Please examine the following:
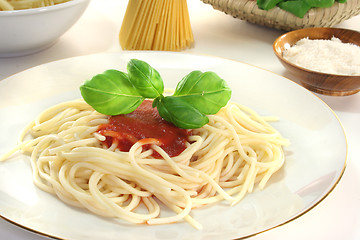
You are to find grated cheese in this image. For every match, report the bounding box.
[282,37,360,76]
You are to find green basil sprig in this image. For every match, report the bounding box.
[80,59,232,129]
[257,0,346,18]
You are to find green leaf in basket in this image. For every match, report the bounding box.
[257,0,283,10]
[278,1,312,18]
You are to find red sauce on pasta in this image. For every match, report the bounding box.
[97,100,191,158]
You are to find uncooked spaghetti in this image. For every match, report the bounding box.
[119,0,194,51]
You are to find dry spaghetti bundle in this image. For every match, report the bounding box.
[0,0,70,10]
[119,0,194,51]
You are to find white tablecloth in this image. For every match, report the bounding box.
[0,0,359,239]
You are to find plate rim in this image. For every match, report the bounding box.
[0,51,348,240]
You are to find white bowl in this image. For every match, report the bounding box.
[0,0,90,57]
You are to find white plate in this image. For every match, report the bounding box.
[0,52,347,240]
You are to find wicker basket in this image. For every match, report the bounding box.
[200,0,360,31]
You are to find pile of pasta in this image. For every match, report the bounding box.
[0,0,70,11]
[2,99,289,229]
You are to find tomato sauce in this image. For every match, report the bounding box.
[97,100,191,158]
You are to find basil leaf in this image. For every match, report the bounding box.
[80,69,145,115]
[127,59,164,98]
[257,0,283,10]
[173,71,232,115]
[154,96,209,129]
[305,0,334,8]
[278,1,311,18]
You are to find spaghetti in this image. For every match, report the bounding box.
[119,0,194,51]
[1,98,289,229]
[0,0,71,11]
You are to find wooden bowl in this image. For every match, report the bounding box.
[273,28,360,96]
